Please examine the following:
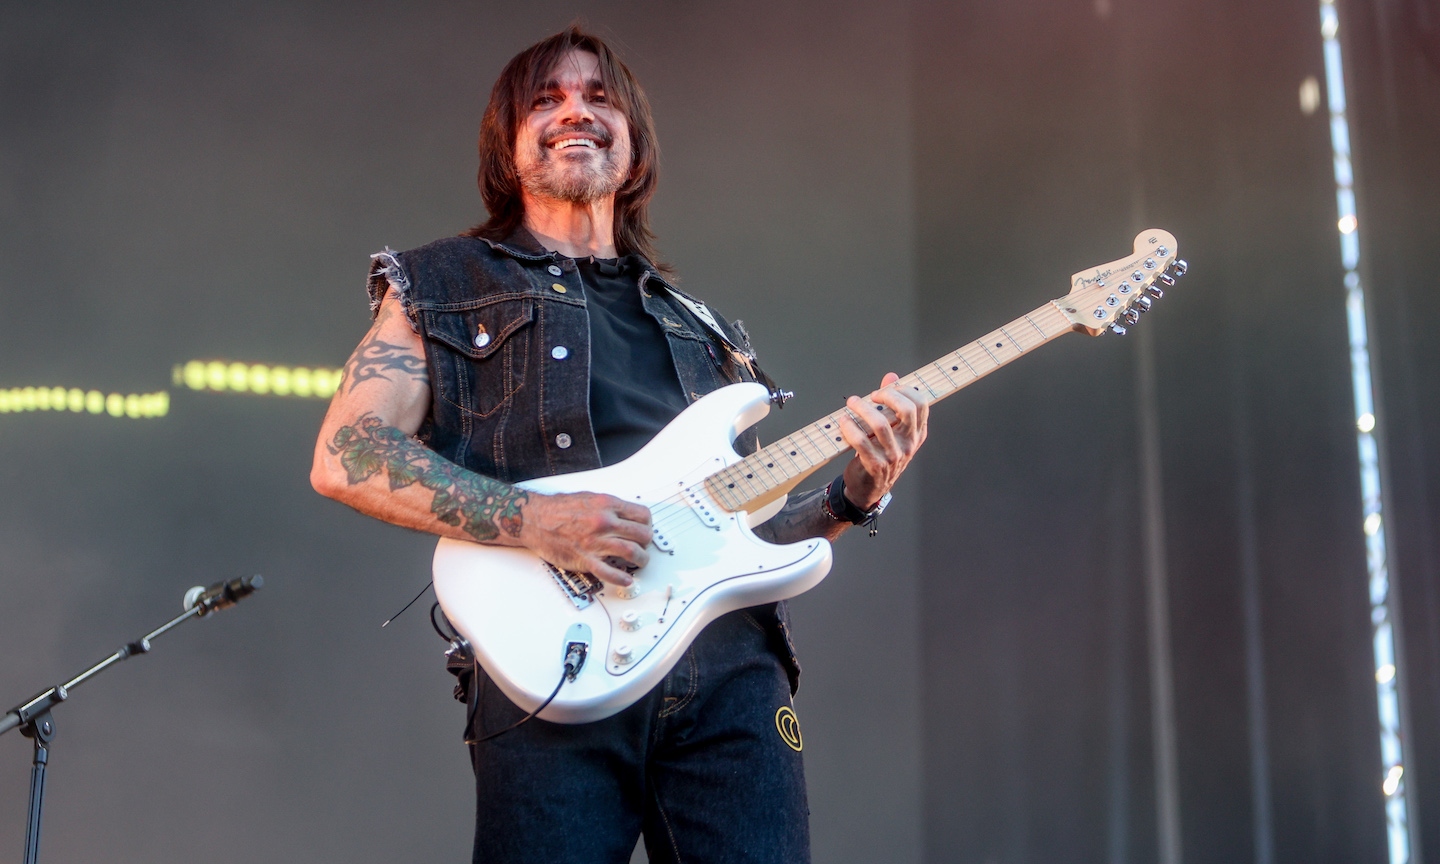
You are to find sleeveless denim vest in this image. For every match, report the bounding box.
[366,229,800,692]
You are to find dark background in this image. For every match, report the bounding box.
[0,1,1435,863]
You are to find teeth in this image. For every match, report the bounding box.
[552,138,598,150]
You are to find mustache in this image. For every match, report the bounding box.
[540,122,614,148]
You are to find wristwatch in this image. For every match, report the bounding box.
[824,475,892,536]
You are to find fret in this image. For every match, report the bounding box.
[702,300,1080,510]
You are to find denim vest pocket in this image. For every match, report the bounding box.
[422,298,535,419]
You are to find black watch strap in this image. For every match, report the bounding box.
[824,476,891,535]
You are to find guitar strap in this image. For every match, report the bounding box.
[658,285,791,406]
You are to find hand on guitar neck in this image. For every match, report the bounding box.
[835,372,930,511]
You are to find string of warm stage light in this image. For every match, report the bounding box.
[0,360,342,420]
[0,387,170,418]
[1317,2,1412,861]
[171,360,342,399]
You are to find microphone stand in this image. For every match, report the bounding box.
[0,576,262,864]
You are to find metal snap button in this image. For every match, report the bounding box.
[550,283,568,294]
[473,324,490,349]
[555,433,572,449]
[551,345,569,360]
[548,264,563,276]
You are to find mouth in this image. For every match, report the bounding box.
[546,133,607,152]
[544,137,601,152]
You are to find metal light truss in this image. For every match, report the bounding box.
[1318,1,1413,860]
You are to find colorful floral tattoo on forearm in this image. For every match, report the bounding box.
[327,414,526,542]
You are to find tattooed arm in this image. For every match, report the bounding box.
[310,291,652,586]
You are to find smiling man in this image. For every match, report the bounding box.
[311,26,927,864]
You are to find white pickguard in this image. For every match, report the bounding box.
[432,383,833,724]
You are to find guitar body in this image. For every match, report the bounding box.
[433,382,833,725]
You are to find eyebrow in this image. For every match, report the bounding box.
[536,77,606,94]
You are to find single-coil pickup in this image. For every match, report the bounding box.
[652,528,674,554]
[683,486,721,529]
[545,562,601,609]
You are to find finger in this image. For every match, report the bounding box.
[589,558,634,587]
[838,411,890,475]
[609,498,653,526]
[608,515,655,548]
[881,372,900,388]
[847,396,901,459]
[600,538,650,571]
[870,386,918,433]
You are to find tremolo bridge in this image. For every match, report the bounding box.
[545,562,601,609]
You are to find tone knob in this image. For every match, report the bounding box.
[613,582,641,600]
[619,611,642,631]
[612,644,635,665]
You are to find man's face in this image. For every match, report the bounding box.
[514,49,633,205]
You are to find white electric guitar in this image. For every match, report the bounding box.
[434,230,1186,723]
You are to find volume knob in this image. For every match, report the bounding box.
[613,582,641,600]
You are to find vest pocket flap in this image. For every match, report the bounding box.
[423,299,535,359]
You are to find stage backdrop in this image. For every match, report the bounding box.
[3,2,1437,864]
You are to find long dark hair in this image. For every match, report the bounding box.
[466,27,665,269]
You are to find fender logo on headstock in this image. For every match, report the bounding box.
[1057,229,1188,337]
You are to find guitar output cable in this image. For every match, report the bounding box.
[466,642,587,744]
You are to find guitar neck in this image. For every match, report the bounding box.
[704,300,1076,512]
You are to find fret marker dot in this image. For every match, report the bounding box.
[835,437,841,442]
[952,366,959,371]
[995,342,1003,348]
[746,474,753,479]
[727,483,735,488]
[767,463,773,468]
[824,424,831,429]
[790,451,797,456]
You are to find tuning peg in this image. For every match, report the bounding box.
[1145,284,1165,299]
[1172,259,1188,277]
[1107,323,1128,336]
[1134,295,1153,312]
[1121,308,1141,326]
[1158,272,1176,287]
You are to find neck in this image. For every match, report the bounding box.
[521,192,618,258]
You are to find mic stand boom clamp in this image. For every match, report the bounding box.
[0,575,262,864]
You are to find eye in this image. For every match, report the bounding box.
[532,93,559,108]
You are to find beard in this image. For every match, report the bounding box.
[516,123,631,204]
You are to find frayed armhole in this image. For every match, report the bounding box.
[367,248,419,332]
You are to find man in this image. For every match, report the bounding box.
[310,26,927,864]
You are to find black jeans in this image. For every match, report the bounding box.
[467,610,810,863]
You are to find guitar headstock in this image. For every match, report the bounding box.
[1056,229,1187,336]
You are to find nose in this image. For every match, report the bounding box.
[557,91,595,126]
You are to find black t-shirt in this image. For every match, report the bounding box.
[576,256,690,466]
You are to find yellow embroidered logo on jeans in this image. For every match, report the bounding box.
[775,706,803,752]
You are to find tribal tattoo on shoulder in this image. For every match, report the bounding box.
[341,305,429,393]
[327,414,526,542]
